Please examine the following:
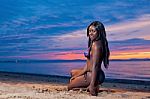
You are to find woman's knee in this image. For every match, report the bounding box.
[70,69,76,77]
[70,69,76,74]
[70,69,82,77]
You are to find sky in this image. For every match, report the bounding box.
[0,0,150,60]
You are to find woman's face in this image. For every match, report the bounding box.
[89,25,98,41]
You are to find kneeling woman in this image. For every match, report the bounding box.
[68,21,110,96]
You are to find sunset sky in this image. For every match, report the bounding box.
[0,0,150,60]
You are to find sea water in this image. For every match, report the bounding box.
[0,61,150,81]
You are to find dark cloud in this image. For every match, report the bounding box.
[109,38,150,51]
[0,0,149,59]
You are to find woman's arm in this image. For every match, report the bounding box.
[89,42,103,87]
[70,61,88,80]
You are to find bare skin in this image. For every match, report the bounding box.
[68,25,104,96]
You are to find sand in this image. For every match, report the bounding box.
[0,72,150,99]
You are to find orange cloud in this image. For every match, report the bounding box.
[54,52,85,60]
[51,49,150,60]
[110,51,150,59]
[56,48,150,60]
[19,48,150,60]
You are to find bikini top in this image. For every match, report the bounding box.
[84,46,91,59]
[84,36,101,59]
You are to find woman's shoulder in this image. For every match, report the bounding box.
[92,40,102,49]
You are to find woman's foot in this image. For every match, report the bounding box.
[67,85,73,91]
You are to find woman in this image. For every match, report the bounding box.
[68,21,110,96]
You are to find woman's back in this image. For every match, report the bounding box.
[86,40,103,72]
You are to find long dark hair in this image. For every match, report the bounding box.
[87,21,110,68]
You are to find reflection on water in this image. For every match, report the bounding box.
[105,61,150,81]
[0,61,150,81]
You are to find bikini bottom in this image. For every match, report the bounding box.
[84,70,105,84]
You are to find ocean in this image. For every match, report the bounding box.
[0,61,150,81]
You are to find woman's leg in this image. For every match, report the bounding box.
[68,72,91,90]
[68,70,105,94]
[70,68,83,77]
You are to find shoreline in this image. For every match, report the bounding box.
[0,71,149,85]
[0,71,150,99]
[0,71,150,92]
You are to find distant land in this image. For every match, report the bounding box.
[0,58,150,63]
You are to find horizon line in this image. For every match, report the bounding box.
[0,58,150,63]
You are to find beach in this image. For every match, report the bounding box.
[0,72,150,99]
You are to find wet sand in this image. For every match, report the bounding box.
[0,71,150,99]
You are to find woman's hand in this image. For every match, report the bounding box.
[87,85,99,96]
